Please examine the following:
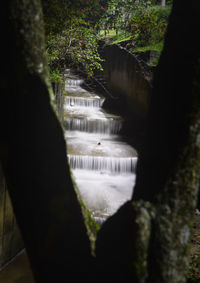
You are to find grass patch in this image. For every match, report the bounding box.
[131,41,164,66]
[132,41,164,53]
[99,29,117,38]
[100,29,132,45]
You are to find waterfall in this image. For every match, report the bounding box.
[68,155,137,173]
[64,70,137,222]
[65,118,122,134]
[66,79,83,86]
[65,96,105,108]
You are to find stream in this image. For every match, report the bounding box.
[64,69,138,224]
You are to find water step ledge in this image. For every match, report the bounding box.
[65,96,105,108]
[64,118,122,134]
[68,154,137,173]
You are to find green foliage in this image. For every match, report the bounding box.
[42,0,105,33]
[43,0,104,80]
[100,0,155,32]
[132,41,164,66]
[49,68,64,84]
[46,18,103,78]
[152,5,172,22]
[43,0,172,79]
[187,254,200,282]
[100,28,132,45]
[128,6,169,47]
[166,0,173,5]
[133,41,163,52]
[100,0,171,50]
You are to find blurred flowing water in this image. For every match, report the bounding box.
[64,70,137,223]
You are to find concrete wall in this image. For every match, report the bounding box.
[103,45,152,122]
[53,82,65,124]
[0,164,24,269]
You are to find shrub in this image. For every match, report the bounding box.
[128,6,170,47]
[46,18,103,79]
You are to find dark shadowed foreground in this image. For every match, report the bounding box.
[1,0,200,282]
[0,251,35,283]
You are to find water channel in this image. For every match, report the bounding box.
[64,70,138,224]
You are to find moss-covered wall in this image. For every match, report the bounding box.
[0,164,24,269]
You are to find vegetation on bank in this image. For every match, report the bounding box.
[42,0,106,83]
[42,0,172,85]
[131,41,164,66]
[99,1,172,66]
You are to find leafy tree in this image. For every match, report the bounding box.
[46,18,103,79]
[128,5,169,46]
[42,0,104,81]
[100,0,171,48]
[99,0,136,33]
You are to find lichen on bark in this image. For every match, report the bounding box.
[9,0,54,102]
[10,0,47,78]
[130,200,155,283]
[147,59,200,283]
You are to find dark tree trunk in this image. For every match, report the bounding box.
[96,0,200,282]
[161,0,166,6]
[1,0,93,282]
[1,0,200,283]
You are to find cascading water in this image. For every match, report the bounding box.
[66,96,105,108]
[65,117,122,134]
[64,70,137,223]
[68,155,137,173]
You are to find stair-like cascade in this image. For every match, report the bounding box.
[68,155,137,173]
[66,96,105,108]
[65,117,122,134]
[64,70,137,222]
[66,79,84,86]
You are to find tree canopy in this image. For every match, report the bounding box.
[42,0,172,82]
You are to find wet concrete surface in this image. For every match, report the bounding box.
[0,251,35,283]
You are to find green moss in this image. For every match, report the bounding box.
[187,254,200,282]
[69,170,100,256]
[64,90,69,96]
[132,41,164,66]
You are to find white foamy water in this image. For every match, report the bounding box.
[72,170,136,219]
[66,96,105,108]
[68,155,137,173]
[64,71,137,223]
[65,117,122,134]
[66,131,137,157]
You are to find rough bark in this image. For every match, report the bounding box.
[1,0,200,283]
[1,0,93,282]
[96,1,200,282]
[135,0,200,281]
